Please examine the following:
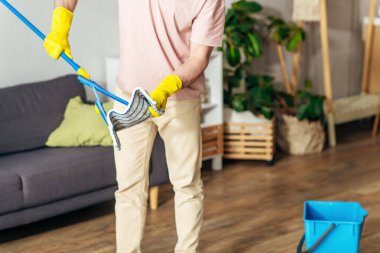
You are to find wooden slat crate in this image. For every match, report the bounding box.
[224,120,275,161]
[202,124,223,159]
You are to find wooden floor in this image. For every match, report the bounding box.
[1,121,380,253]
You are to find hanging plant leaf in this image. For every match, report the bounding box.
[233,0,262,13]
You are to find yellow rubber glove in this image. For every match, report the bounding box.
[95,104,100,115]
[149,75,183,117]
[44,7,73,60]
[44,7,90,79]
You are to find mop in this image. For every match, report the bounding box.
[0,0,163,150]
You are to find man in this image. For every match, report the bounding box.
[44,1,225,252]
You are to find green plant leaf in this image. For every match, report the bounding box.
[286,29,303,52]
[225,9,238,27]
[235,23,251,33]
[246,75,275,90]
[304,80,313,89]
[234,66,244,79]
[226,43,241,67]
[224,89,232,105]
[230,32,243,46]
[246,33,263,57]
[227,76,241,89]
[267,17,287,33]
[309,97,324,120]
[274,25,291,44]
[261,106,273,119]
[231,93,248,112]
[276,91,294,107]
[263,75,275,84]
[246,75,260,89]
[291,87,326,122]
[297,90,311,100]
[233,0,262,13]
[296,104,309,121]
[249,85,274,118]
[253,86,273,106]
[267,16,276,22]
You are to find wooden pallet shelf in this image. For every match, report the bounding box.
[202,124,223,159]
[224,120,275,161]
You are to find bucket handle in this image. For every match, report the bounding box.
[297,223,336,253]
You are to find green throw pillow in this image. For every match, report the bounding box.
[46,96,113,147]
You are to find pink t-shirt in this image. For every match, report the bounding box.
[117,0,226,100]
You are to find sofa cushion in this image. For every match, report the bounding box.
[0,75,86,155]
[0,170,24,215]
[46,96,113,147]
[0,147,116,208]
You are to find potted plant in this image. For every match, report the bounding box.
[265,16,326,155]
[223,0,274,122]
[267,16,306,95]
[222,0,275,163]
[275,81,326,155]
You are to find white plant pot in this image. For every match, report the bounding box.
[223,107,270,124]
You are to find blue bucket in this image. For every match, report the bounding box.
[297,201,368,253]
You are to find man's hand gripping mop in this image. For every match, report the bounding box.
[0,0,164,150]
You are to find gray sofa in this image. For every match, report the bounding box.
[0,75,169,230]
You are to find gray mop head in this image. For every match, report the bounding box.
[106,88,163,151]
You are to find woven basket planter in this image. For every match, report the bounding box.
[277,113,325,155]
[224,119,275,162]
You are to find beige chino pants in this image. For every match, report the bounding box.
[113,87,204,253]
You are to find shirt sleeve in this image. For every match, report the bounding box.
[190,0,226,47]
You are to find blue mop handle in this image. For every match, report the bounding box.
[0,0,81,72]
[78,76,130,106]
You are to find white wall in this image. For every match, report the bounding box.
[0,0,119,88]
